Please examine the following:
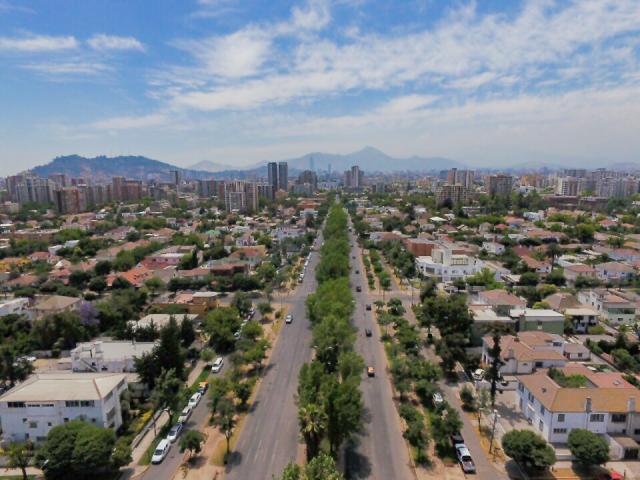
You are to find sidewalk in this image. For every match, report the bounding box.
[2,466,43,477]
[122,361,207,479]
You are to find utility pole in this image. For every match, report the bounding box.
[489,409,500,456]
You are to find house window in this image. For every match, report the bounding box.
[538,420,544,431]
[65,401,80,408]
[63,418,69,422]
[48,422,52,427]
[528,393,534,402]
[553,428,567,434]
[590,413,605,422]
[540,405,546,415]
[612,414,627,423]
[29,421,37,428]
[7,402,26,408]
[79,400,95,407]
[557,414,565,422]
[518,383,524,392]
[634,429,640,435]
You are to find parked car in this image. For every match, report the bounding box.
[151,439,171,464]
[356,286,362,292]
[285,314,293,324]
[472,368,485,381]
[188,392,201,408]
[355,270,360,274]
[166,423,183,443]
[367,366,375,377]
[432,392,444,406]
[198,381,209,394]
[366,304,372,311]
[456,444,476,474]
[212,357,224,373]
[365,328,372,337]
[450,432,464,447]
[178,405,193,424]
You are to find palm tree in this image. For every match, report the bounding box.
[298,403,327,461]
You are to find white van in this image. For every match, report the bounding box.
[151,439,170,464]
[212,357,224,373]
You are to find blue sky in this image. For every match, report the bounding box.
[0,0,639,175]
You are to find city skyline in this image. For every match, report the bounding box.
[1,0,639,175]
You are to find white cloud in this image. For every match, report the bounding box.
[88,34,145,52]
[0,34,77,52]
[89,113,169,130]
[163,0,640,113]
[21,61,110,75]
[175,27,271,79]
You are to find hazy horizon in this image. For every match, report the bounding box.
[1,0,640,176]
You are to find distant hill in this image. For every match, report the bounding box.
[280,146,464,173]
[29,148,465,182]
[31,155,216,182]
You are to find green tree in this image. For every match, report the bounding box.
[38,421,122,480]
[157,317,187,379]
[151,368,182,418]
[568,429,609,467]
[209,376,231,415]
[6,441,33,480]
[204,307,242,353]
[234,381,252,408]
[502,429,556,473]
[431,406,463,446]
[94,260,112,276]
[274,453,343,480]
[180,430,205,460]
[298,403,327,461]
[213,398,236,462]
[180,317,196,348]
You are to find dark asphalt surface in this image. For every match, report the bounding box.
[224,235,322,480]
[346,227,416,480]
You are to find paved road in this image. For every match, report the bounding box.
[139,361,229,480]
[346,227,416,480]
[225,236,322,480]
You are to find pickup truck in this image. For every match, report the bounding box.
[456,444,476,474]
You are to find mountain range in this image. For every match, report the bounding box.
[29,148,466,182]
[29,148,636,181]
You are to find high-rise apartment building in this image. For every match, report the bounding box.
[344,165,364,190]
[446,168,474,188]
[435,184,468,206]
[278,162,289,192]
[267,162,278,192]
[223,181,259,213]
[487,174,513,197]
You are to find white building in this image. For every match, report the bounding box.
[0,372,128,442]
[71,341,156,373]
[578,289,637,325]
[415,242,484,282]
[516,367,640,459]
[0,297,29,317]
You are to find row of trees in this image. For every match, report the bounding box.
[277,203,362,477]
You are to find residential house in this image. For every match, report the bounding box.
[509,308,565,335]
[476,289,526,316]
[482,241,505,255]
[415,242,484,282]
[0,372,128,442]
[516,367,640,459]
[31,295,81,319]
[0,297,29,317]
[595,262,636,283]
[481,332,568,375]
[71,341,156,373]
[564,264,597,287]
[578,289,637,325]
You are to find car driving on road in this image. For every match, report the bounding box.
[367,366,375,377]
[285,314,293,324]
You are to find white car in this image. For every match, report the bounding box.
[472,369,485,381]
[285,314,293,324]
[177,405,192,424]
[188,392,201,408]
[212,357,224,373]
[151,439,171,464]
[432,392,444,405]
[166,423,183,443]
